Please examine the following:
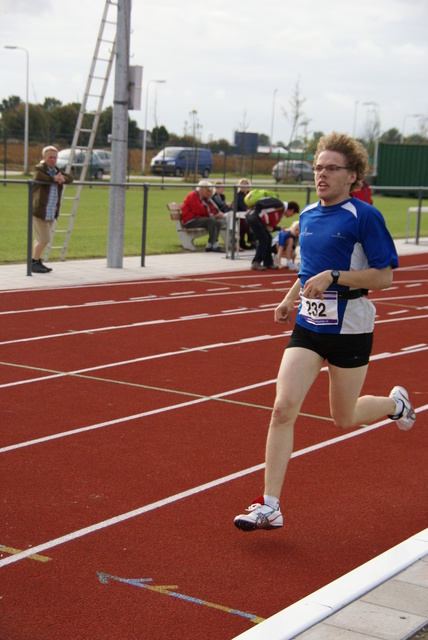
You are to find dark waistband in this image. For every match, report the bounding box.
[338,288,369,300]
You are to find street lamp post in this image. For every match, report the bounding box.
[352,100,358,137]
[5,45,29,174]
[142,79,166,174]
[363,101,380,176]
[402,113,422,142]
[270,89,278,151]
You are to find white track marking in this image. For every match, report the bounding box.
[1,405,426,570]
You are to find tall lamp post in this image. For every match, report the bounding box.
[5,45,29,174]
[363,101,380,176]
[142,79,166,174]
[402,113,422,142]
[270,88,278,151]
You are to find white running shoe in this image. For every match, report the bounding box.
[286,260,299,271]
[388,386,416,431]
[234,497,283,532]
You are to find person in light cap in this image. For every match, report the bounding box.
[181,179,225,252]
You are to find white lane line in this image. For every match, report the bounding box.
[4,409,428,570]
[0,334,289,389]
[0,379,276,454]
[1,308,427,347]
[1,338,425,392]
[1,290,426,317]
[0,308,268,346]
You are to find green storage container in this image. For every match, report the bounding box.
[377,143,428,196]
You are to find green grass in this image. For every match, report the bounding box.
[0,177,426,264]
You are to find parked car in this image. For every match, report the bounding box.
[93,149,111,172]
[150,147,212,177]
[56,149,105,180]
[272,160,314,183]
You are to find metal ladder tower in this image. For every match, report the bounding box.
[45,0,117,261]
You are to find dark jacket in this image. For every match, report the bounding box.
[32,161,73,220]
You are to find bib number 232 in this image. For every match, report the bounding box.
[300,292,338,325]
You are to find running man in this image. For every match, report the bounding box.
[234,132,416,532]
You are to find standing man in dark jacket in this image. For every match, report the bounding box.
[32,145,73,273]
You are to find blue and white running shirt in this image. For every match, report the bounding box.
[296,197,399,335]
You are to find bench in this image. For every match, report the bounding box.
[167,202,229,251]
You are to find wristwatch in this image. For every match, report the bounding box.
[331,269,340,285]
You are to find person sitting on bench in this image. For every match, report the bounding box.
[181,180,225,253]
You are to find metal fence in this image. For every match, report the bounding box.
[1,178,427,278]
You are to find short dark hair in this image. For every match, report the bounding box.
[287,200,300,213]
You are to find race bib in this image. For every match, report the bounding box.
[300,291,338,325]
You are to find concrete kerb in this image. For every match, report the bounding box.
[0,238,427,293]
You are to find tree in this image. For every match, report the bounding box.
[258,133,270,146]
[151,125,169,149]
[282,80,307,149]
[43,97,62,111]
[306,131,324,155]
[0,95,21,113]
[380,128,401,144]
[97,106,113,146]
[50,103,80,144]
[208,138,231,154]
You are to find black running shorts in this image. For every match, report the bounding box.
[286,323,373,368]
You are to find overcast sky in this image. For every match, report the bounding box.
[1,0,427,146]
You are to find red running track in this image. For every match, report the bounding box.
[0,255,427,640]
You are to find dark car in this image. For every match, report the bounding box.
[272,160,314,183]
[56,149,105,180]
[150,147,212,177]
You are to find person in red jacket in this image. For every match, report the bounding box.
[181,180,225,252]
[351,180,373,204]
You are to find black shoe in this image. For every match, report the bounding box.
[32,259,51,273]
[40,260,52,272]
[251,262,267,271]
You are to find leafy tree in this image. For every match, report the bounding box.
[405,133,427,144]
[0,95,21,113]
[380,128,401,144]
[0,102,24,137]
[50,104,80,144]
[258,133,270,146]
[306,131,324,155]
[97,106,113,146]
[208,138,231,154]
[43,97,62,111]
[151,125,169,149]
